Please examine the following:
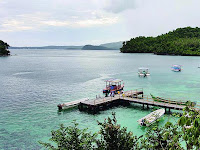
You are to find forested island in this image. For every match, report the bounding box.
[120,27,200,56]
[0,40,10,56]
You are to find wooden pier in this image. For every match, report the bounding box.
[58,89,199,113]
[57,98,89,110]
[78,95,186,113]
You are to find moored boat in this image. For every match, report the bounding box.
[171,65,181,72]
[138,68,150,77]
[150,94,196,107]
[137,109,165,126]
[103,79,124,97]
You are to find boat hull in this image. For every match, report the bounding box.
[137,109,165,126]
[171,69,181,72]
[138,73,150,76]
[150,94,196,106]
[103,87,124,94]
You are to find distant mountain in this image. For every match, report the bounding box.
[100,41,123,50]
[81,45,114,50]
[9,41,124,50]
[10,46,83,49]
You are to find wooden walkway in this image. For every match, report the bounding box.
[58,89,143,110]
[58,89,199,113]
[57,98,89,110]
[79,95,186,113]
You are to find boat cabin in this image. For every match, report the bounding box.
[103,79,124,96]
[138,68,150,76]
[171,65,181,72]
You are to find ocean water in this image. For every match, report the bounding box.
[1,49,200,149]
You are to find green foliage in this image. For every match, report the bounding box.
[141,123,183,150]
[39,122,97,150]
[120,27,200,56]
[178,106,200,149]
[0,40,10,56]
[96,112,142,150]
[41,105,200,150]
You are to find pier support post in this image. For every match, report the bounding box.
[147,104,149,109]
[78,103,83,111]
[143,104,144,109]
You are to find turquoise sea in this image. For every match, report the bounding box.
[1,49,200,149]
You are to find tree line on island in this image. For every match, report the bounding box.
[0,40,10,56]
[40,103,200,150]
[121,27,200,56]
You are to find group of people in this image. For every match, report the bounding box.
[109,90,124,97]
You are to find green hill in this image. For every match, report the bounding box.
[100,41,123,50]
[120,27,200,56]
[82,45,114,50]
[0,40,10,56]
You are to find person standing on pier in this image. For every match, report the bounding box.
[112,91,115,97]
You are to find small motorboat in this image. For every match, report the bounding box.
[137,109,165,126]
[138,68,150,77]
[171,65,181,72]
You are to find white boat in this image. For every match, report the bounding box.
[171,65,181,72]
[137,109,165,126]
[138,68,150,77]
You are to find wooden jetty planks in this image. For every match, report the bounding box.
[81,95,186,110]
[81,90,144,106]
[122,97,185,110]
[59,89,198,112]
[58,98,89,110]
[81,96,119,106]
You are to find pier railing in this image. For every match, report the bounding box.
[124,94,200,109]
[84,90,200,110]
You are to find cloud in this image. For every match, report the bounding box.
[36,16,118,28]
[0,0,121,32]
[0,12,119,32]
[2,0,200,46]
[41,21,70,27]
[0,20,33,32]
[0,12,49,32]
[104,0,136,13]
[76,17,118,27]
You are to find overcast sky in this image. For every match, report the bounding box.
[1,0,200,46]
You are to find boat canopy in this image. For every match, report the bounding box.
[172,65,181,69]
[138,68,149,73]
[138,67,149,70]
[172,65,181,67]
[105,79,123,83]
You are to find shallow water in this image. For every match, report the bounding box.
[0,49,200,149]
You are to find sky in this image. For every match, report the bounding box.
[1,0,200,46]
